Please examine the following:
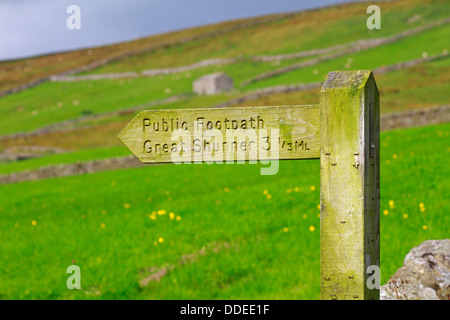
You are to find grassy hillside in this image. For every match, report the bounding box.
[0,146,128,175]
[0,3,448,140]
[83,0,449,73]
[0,58,448,160]
[0,122,448,299]
[0,12,290,94]
[1,0,446,95]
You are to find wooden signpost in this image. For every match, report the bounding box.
[118,70,380,300]
[117,105,320,163]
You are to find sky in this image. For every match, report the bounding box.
[0,0,366,61]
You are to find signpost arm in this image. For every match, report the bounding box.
[319,70,380,300]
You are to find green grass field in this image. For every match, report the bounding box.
[0,123,448,299]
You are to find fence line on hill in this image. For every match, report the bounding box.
[0,94,190,142]
[50,58,236,82]
[240,17,450,86]
[251,17,450,62]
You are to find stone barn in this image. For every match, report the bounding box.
[193,72,233,95]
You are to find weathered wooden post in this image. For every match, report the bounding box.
[118,70,381,300]
[319,70,380,300]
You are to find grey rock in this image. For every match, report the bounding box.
[381,239,450,300]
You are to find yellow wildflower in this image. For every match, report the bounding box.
[158,237,164,243]
[124,203,131,209]
[383,210,389,216]
[157,210,166,215]
[388,200,395,209]
[309,226,315,232]
[169,212,175,220]
[31,220,37,226]
[283,227,289,232]
[310,186,316,191]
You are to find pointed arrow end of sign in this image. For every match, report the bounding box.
[117,127,126,145]
[117,111,143,144]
